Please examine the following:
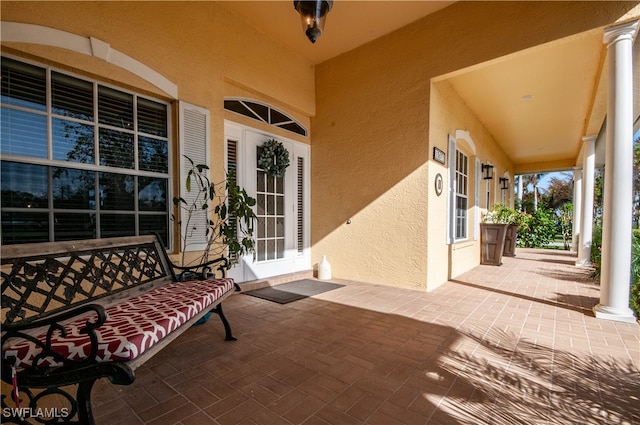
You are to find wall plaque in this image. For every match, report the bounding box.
[433,147,446,164]
[435,173,444,196]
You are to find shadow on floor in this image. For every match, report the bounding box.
[450,279,592,315]
[440,328,640,425]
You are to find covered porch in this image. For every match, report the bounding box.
[93,248,639,424]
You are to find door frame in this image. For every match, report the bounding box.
[224,121,310,282]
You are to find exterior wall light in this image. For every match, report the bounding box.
[499,177,509,190]
[293,0,333,43]
[482,163,494,180]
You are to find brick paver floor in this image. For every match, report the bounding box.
[93,248,639,424]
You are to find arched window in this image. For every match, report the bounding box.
[224,98,307,137]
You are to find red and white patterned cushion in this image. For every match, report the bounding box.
[3,278,234,369]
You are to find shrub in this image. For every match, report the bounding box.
[483,203,520,224]
[516,208,555,248]
[590,225,603,279]
[631,230,640,317]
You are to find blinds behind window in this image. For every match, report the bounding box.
[179,101,210,252]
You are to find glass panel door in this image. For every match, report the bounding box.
[256,158,286,262]
[224,122,310,282]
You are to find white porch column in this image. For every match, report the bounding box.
[576,136,596,266]
[594,20,638,323]
[516,175,523,210]
[572,168,582,253]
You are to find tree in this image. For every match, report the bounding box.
[558,202,573,250]
[521,173,546,212]
[545,173,573,210]
[172,156,256,269]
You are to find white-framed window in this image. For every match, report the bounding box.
[1,56,172,245]
[455,150,469,240]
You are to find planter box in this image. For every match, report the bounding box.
[480,223,507,266]
[503,224,518,257]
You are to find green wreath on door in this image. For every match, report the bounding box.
[258,139,290,178]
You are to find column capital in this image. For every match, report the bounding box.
[603,20,638,45]
[581,134,597,144]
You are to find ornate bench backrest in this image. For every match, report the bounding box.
[1,235,175,326]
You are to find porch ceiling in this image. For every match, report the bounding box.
[221,1,622,175]
[446,29,607,174]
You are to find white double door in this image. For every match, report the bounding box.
[225,122,310,282]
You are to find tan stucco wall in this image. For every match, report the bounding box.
[428,80,514,290]
[312,1,638,291]
[1,1,314,256]
[1,1,315,175]
[2,1,638,289]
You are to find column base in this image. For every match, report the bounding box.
[593,304,637,323]
[575,259,593,267]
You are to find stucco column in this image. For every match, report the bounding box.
[594,20,638,323]
[576,136,595,266]
[572,168,582,253]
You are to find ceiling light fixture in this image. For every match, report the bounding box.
[293,0,333,43]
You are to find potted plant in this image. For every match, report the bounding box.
[172,155,257,279]
[481,204,519,265]
[494,204,520,257]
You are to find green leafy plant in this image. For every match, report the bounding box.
[516,207,555,248]
[172,155,256,269]
[630,229,640,318]
[482,203,520,225]
[589,225,603,280]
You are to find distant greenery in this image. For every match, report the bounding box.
[557,202,573,250]
[630,229,640,318]
[516,207,556,248]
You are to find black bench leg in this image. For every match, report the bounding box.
[77,379,97,425]
[211,304,237,341]
[1,380,99,424]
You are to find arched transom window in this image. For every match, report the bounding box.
[224,98,307,137]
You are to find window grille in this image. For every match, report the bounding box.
[224,98,307,137]
[1,56,171,245]
[455,150,469,240]
[255,145,286,261]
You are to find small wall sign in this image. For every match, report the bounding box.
[435,173,444,196]
[433,147,446,164]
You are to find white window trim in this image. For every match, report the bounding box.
[455,150,469,241]
[1,21,178,99]
[447,135,456,244]
[448,133,476,243]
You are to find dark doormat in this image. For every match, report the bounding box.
[243,279,344,304]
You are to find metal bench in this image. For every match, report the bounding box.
[1,234,239,424]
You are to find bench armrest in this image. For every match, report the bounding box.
[169,256,229,280]
[2,303,107,371]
